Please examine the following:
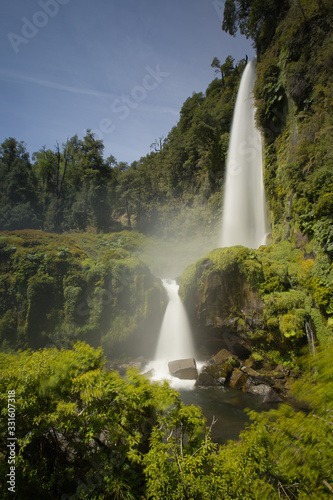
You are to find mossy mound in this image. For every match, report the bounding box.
[180,242,332,364]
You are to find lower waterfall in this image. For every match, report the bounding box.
[143,279,198,390]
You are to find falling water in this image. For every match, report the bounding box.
[155,279,195,361]
[143,279,197,389]
[221,58,268,249]
[305,319,316,356]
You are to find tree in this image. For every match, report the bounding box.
[32,131,116,232]
[150,136,165,153]
[211,56,236,85]
[0,138,39,230]
[0,343,191,499]
[222,0,290,56]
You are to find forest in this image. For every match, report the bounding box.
[0,0,333,498]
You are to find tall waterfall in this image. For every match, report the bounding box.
[221,58,268,249]
[143,279,197,389]
[155,279,195,361]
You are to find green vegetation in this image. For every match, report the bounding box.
[252,0,333,257]
[1,342,332,499]
[180,241,332,364]
[0,230,165,357]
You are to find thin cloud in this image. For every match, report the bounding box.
[0,69,117,100]
[139,103,180,117]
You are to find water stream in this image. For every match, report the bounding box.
[305,319,317,356]
[144,279,198,390]
[221,58,268,249]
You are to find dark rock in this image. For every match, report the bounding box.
[209,348,238,365]
[245,383,271,397]
[206,363,233,379]
[242,366,261,378]
[195,358,235,387]
[168,358,198,380]
[241,366,274,387]
[180,249,265,355]
[263,388,283,404]
[244,356,262,370]
[205,333,251,359]
[229,369,248,390]
[195,372,222,387]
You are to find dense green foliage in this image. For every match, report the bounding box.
[252,0,333,257]
[0,134,116,233]
[222,0,290,57]
[1,342,332,499]
[0,230,164,357]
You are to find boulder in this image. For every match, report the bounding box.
[168,358,198,380]
[263,388,283,404]
[195,362,232,387]
[209,349,239,366]
[242,366,273,386]
[245,383,271,397]
[206,363,233,379]
[244,356,261,370]
[195,372,222,387]
[229,368,248,390]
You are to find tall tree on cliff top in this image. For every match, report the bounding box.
[222,0,290,56]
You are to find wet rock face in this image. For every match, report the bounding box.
[199,269,264,329]
[198,269,263,331]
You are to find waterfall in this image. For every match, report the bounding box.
[155,279,195,361]
[143,279,197,389]
[221,58,268,249]
[305,318,316,356]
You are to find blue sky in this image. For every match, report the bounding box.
[1,0,255,164]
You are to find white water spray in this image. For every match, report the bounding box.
[144,279,198,390]
[221,58,268,249]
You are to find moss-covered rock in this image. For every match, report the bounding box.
[229,368,248,390]
[180,246,264,357]
[179,241,332,363]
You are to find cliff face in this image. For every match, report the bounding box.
[193,263,264,357]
